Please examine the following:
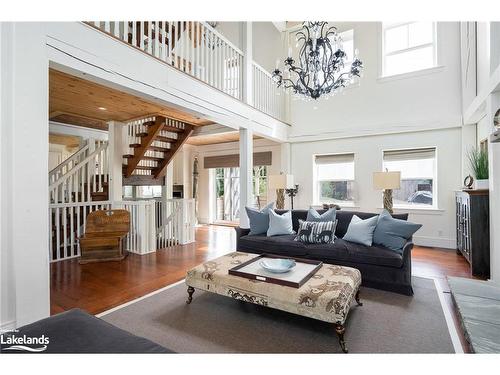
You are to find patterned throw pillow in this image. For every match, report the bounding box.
[295,220,337,244]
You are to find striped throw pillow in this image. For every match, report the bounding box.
[295,220,337,244]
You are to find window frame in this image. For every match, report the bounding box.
[313,152,356,206]
[381,22,438,78]
[382,147,438,210]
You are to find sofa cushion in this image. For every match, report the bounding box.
[304,238,404,268]
[275,209,327,233]
[306,207,337,222]
[373,210,422,251]
[238,234,307,257]
[295,219,337,244]
[246,202,275,235]
[342,215,378,246]
[267,210,294,236]
[335,211,409,238]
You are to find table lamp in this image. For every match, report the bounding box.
[373,171,401,214]
[268,174,294,209]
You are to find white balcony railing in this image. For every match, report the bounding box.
[252,62,286,120]
[86,21,286,121]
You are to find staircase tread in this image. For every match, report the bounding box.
[148,145,171,152]
[123,154,134,159]
[141,156,163,161]
[129,143,141,148]
[155,135,177,142]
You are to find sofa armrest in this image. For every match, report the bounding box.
[401,238,414,263]
[234,227,250,250]
[235,227,250,239]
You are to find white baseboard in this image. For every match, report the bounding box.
[0,319,16,332]
[413,235,456,249]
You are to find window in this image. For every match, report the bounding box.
[382,22,436,77]
[136,186,162,199]
[383,148,437,208]
[314,154,355,205]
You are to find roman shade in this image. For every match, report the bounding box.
[315,153,355,165]
[204,152,272,169]
[383,148,436,162]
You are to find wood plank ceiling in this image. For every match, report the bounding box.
[49,69,214,130]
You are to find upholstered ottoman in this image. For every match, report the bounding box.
[185,252,362,353]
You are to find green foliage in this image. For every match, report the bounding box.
[467,147,489,180]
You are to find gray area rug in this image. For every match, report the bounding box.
[102,276,454,353]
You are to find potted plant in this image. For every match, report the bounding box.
[467,147,489,189]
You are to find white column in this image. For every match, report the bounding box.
[280,142,291,174]
[1,23,50,327]
[488,92,500,281]
[242,22,253,106]
[164,163,174,199]
[239,128,253,228]
[108,121,125,202]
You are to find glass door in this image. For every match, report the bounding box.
[215,167,240,223]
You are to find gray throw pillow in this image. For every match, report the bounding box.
[373,210,422,251]
[306,207,337,222]
[343,215,378,247]
[295,220,337,244]
[245,202,275,235]
[267,210,294,237]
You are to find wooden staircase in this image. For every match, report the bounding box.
[123,116,193,179]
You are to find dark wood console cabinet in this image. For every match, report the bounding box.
[455,190,490,277]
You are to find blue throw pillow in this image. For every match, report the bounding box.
[343,215,378,247]
[373,210,422,251]
[245,202,275,235]
[306,207,337,222]
[267,210,294,237]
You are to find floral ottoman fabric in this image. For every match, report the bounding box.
[185,252,361,325]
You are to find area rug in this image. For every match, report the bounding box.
[101,276,455,353]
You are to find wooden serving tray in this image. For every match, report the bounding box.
[228,254,323,288]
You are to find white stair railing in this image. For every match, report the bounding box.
[252,61,286,120]
[49,198,196,262]
[87,21,244,100]
[155,198,196,248]
[49,141,109,204]
[49,139,90,186]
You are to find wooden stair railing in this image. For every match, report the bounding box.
[123,116,194,179]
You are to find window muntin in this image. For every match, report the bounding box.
[382,22,436,77]
[383,148,437,208]
[315,153,355,204]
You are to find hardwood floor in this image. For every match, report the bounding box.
[51,225,474,316]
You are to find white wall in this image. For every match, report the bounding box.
[252,22,283,72]
[193,139,283,224]
[289,22,462,142]
[291,128,462,248]
[1,23,50,328]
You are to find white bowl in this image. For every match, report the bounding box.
[260,258,296,273]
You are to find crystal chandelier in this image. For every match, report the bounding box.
[272,21,364,100]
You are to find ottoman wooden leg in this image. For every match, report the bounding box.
[186,286,195,304]
[355,290,363,306]
[334,324,348,353]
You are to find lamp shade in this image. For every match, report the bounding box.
[268,174,294,189]
[373,171,401,190]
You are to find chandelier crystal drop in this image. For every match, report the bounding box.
[272,21,364,100]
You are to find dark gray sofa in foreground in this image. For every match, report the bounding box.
[0,309,171,353]
[235,209,414,295]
